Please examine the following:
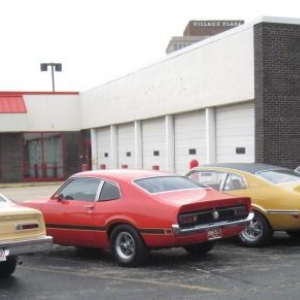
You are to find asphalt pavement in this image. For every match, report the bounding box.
[1,183,300,299]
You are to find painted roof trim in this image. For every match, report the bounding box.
[0,91,79,96]
[0,96,27,113]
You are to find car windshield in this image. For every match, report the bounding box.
[256,169,300,185]
[0,194,7,202]
[134,176,204,194]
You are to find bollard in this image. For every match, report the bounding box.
[82,164,89,171]
[189,159,199,169]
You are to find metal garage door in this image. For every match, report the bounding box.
[142,118,166,171]
[96,126,111,169]
[117,123,135,169]
[216,102,254,162]
[174,111,206,174]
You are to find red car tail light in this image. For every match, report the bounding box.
[15,223,39,231]
[179,214,197,225]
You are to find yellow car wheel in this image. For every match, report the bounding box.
[0,256,17,277]
[238,211,273,247]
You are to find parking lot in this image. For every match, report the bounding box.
[1,184,300,300]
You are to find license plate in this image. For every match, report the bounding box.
[0,249,7,262]
[207,228,222,240]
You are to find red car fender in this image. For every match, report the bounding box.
[104,214,140,236]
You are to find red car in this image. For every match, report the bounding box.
[22,170,253,267]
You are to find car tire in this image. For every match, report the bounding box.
[286,230,300,239]
[238,211,273,247]
[0,256,17,277]
[184,241,215,256]
[110,224,149,267]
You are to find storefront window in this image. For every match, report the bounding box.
[23,133,64,180]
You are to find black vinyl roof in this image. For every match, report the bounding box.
[201,163,289,175]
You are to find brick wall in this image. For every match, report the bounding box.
[254,22,300,168]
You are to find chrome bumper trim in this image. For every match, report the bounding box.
[265,210,299,215]
[0,235,53,256]
[172,212,254,235]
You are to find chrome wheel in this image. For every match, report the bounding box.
[115,231,136,262]
[240,216,263,242]
[110,224,149,267]
[238,211,273,247]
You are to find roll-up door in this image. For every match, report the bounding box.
[174,111,206,174]
[142,118,166,171]
[117,123,135,168]
[216,102,254,162]
[96,127,111,169]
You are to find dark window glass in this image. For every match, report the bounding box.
[58,177,101,201]
[188,171,226,190]
[99,182,121,201]
[257,169,300,185]
[189,149,197,155]
[135,176,204,194]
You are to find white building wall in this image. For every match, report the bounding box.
[0,94,80,132]
[80,25,254,129]
[24,94,80,131]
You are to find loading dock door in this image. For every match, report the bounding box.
[96,127,111,169]
[216,102,254,162]
[117,123,135,168]
[142,118,166,171]
[174,111,206,174]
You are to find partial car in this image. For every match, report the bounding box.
[0,192,52,277]
[186,163,300,247]
[21,169,253,267]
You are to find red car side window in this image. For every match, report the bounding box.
[99,182,121,201]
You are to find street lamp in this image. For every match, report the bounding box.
[40,63,62,92]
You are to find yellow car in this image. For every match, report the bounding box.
[186,163,300,247]
[0,192,52,277]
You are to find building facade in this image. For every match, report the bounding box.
[0,92,90,182]
[1,16,300,182]
[80,17,300,174]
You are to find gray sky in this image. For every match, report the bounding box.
[1,0,299,92]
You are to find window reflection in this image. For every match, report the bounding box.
[23,133,63,179]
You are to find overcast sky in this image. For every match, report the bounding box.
[1,0,299,92]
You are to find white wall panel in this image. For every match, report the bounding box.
[142,118,166,171]
[96,127,111,169]
[174,111,206,174]
[117,123,135,168]
[216,102,254,162]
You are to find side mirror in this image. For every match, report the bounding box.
[52,194,63,202]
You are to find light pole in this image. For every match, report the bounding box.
[40,63,62,92]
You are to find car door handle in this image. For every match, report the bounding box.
[84,205,94,210]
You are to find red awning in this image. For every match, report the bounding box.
[0,96,27,113]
